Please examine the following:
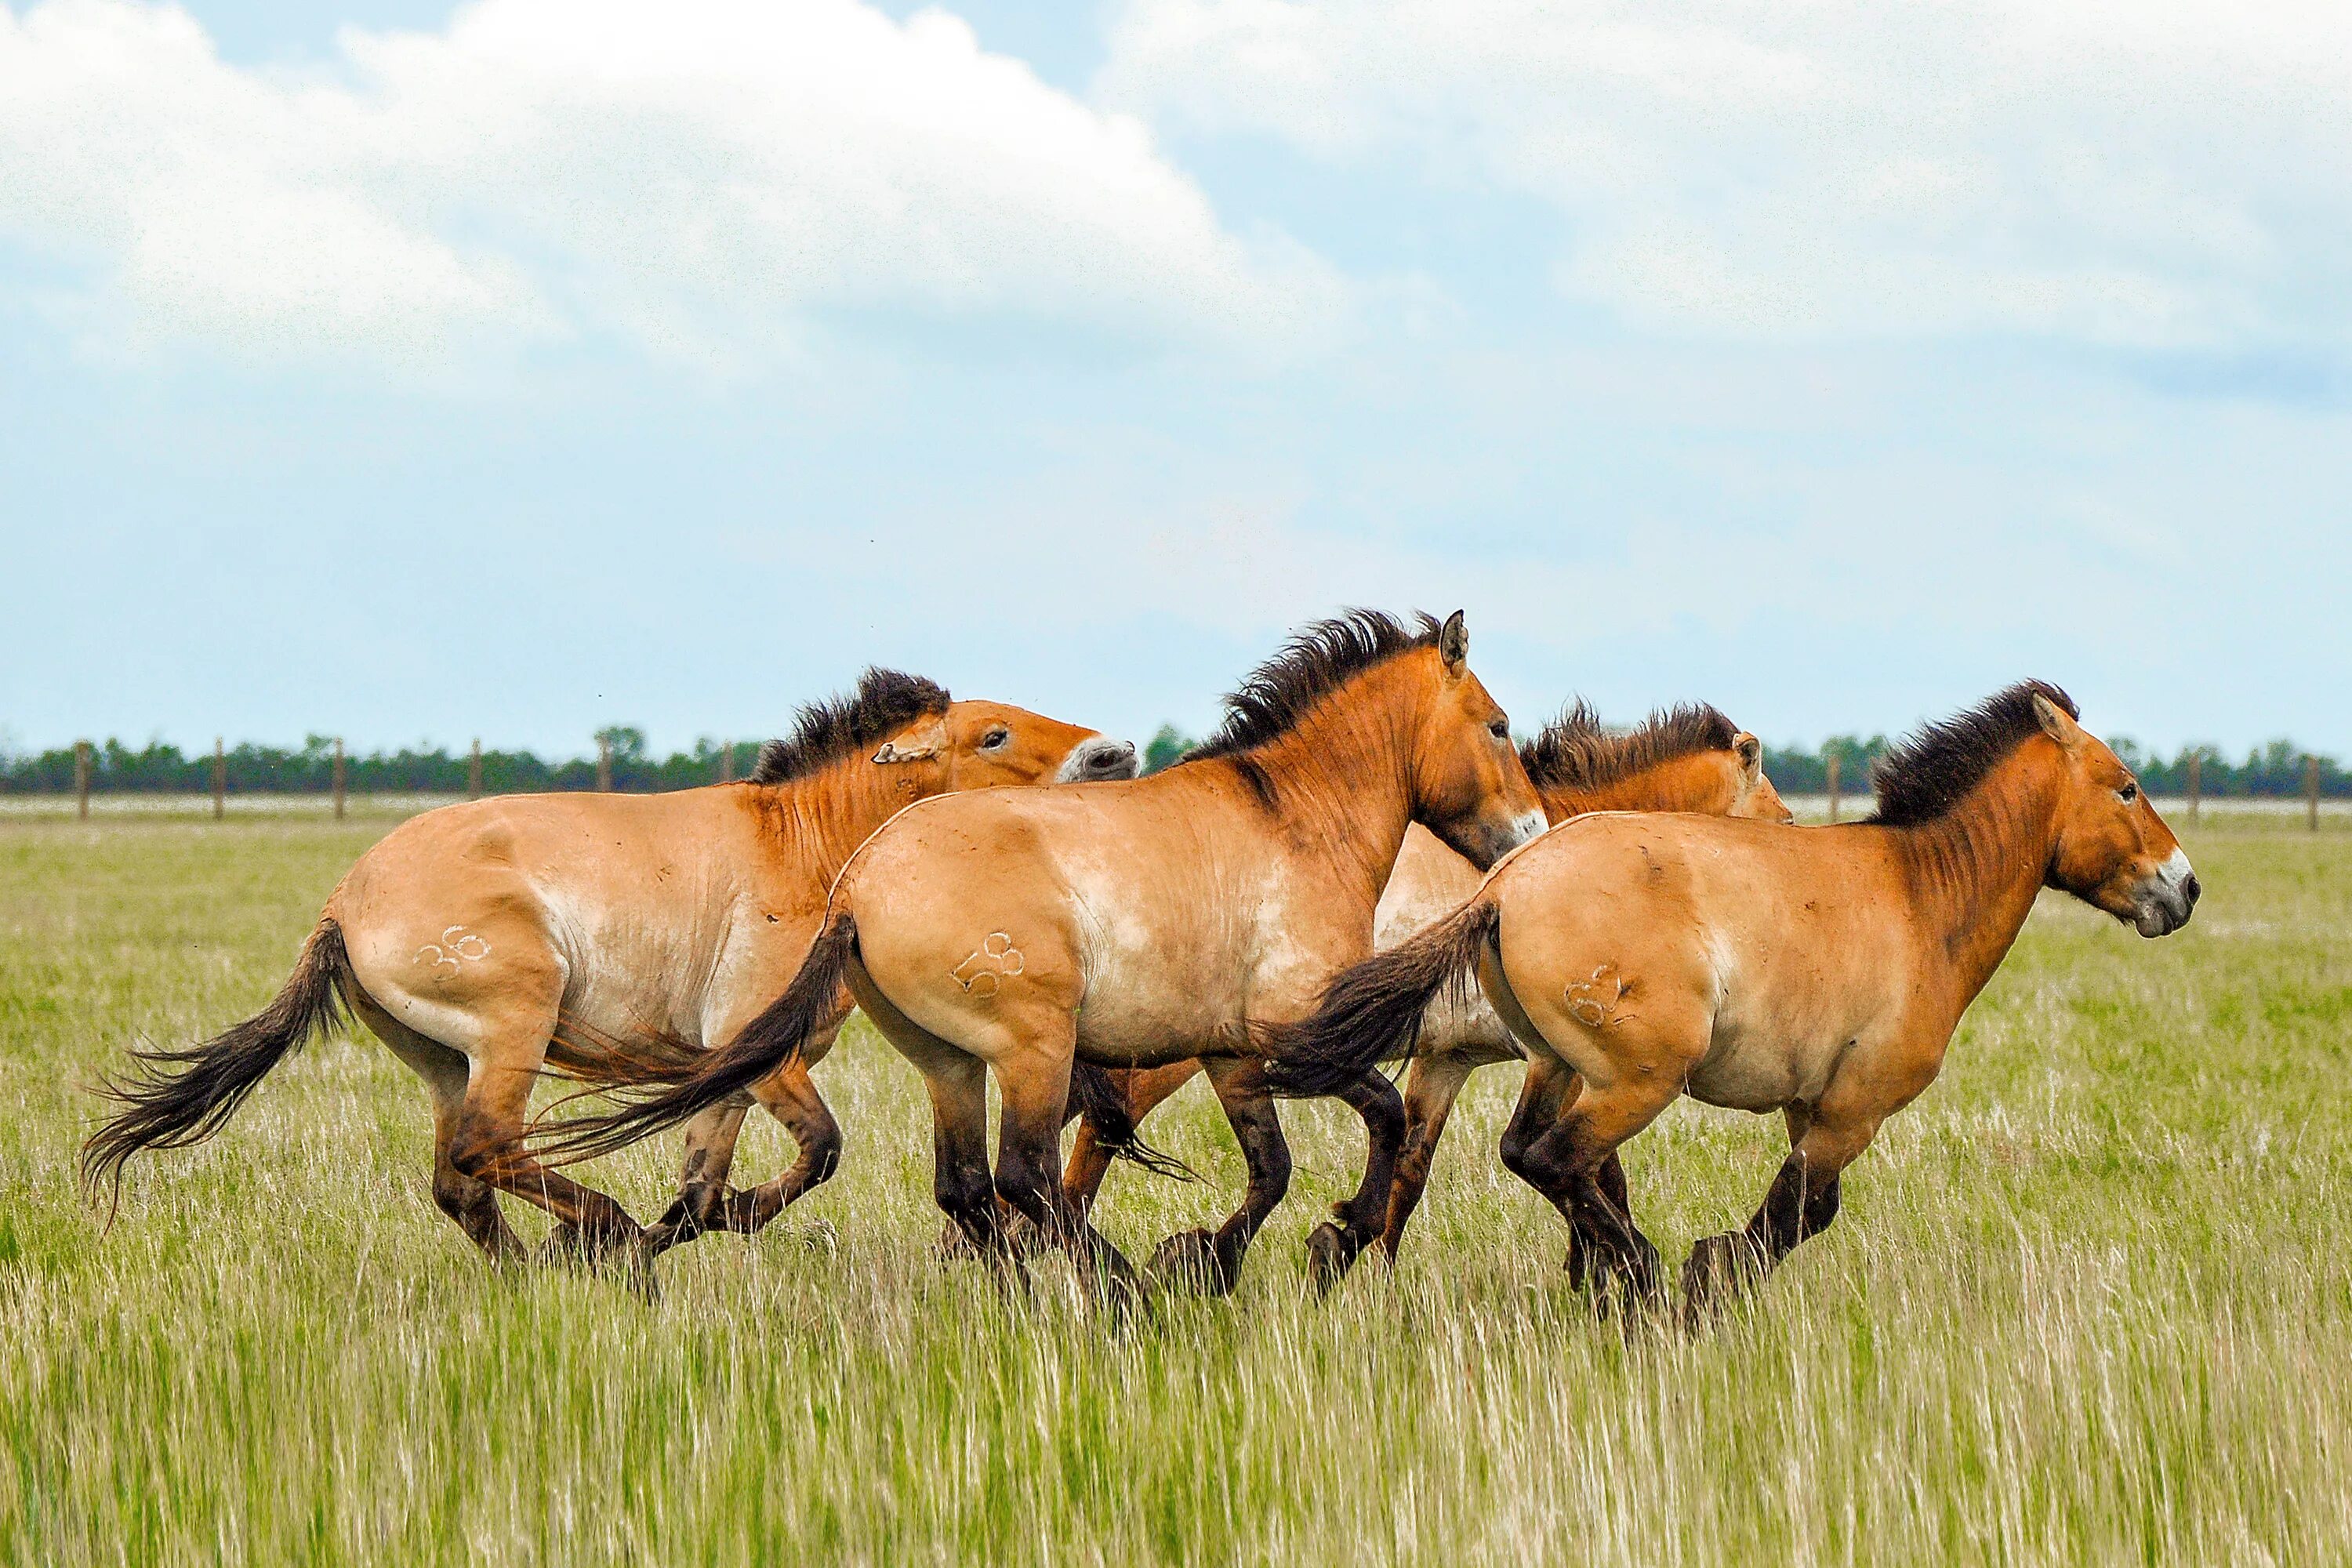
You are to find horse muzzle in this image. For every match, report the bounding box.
[2129,848,2199,937]
[1058,735,1140,783]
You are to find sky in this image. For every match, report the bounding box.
[2,0,2347,763]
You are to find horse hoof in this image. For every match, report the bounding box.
[1305,1221,1363,1296]
[1146,1229,1229,1295]
[935,1222,978,1260]
[1679,1233,1754,1330]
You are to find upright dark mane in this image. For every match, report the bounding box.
[1184,610,1443,763]
[750,668,951,785]
[1518,699,1739,793]
[1867,680,2077,826]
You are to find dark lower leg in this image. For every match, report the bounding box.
[996,1069,1137,1299]
[1682,1151,1846,1318]
[1377,1054,1474,1261]
[1304,1069,1406,1290]
[1148,1057,1290,1293]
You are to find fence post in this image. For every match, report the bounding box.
[2308,754,2321,832]
[1825,747,1840,825]
[212,737,226,820]
[2186,749,2201,825]
[332,737,347,821]
[597,735,613,793]
[74,740,90,821]
[469,739,483,800]
[718,742,733,785]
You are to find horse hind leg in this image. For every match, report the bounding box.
[1512,1068,1681,1319]
[353,993,523,1264]
[993,1040,1139,1307]
[1376,1050,1479,1265]
[643,1098,753,1253]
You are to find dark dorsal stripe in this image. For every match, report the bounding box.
[1184,609,1443,763]
[749,668,952,785]
[1867,680,2077,826]
[1519,700,1739,793]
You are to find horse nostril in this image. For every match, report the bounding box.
[2183,873,2201,909]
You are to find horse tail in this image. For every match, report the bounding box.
[1068,1061,1201,1184]
[1261,899,1500,1099]
[532,911,860,1167]
[82,917,354,1214]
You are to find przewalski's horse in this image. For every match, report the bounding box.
[1059,701,1788,1290]
[82,672,1137,1268]
[1269,683,2197,1322]
[539,611,1547,1297]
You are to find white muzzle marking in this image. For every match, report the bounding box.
[1058,735,1140,783]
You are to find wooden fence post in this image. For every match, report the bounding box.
[2308,754,2321,832]
[212,737,226,820]
[1825,748,1840,826]
[2186,749,2201,825]
[718,742,733,785]
[332,737,346,821]
[74,740,90,821]
[597,736,613,793]
[469,739,483,800]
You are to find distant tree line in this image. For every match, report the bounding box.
[1145,724,2344,797]
[3,725,2343,798]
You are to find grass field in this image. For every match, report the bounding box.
[2,813,2347,1565]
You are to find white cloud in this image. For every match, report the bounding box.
[0,0,1341,366]
[1102,0,2352,352]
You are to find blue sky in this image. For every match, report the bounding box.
[2,0,2345,762]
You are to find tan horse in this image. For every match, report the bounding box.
[1270,683,2197,1320]
[542,611,1546,1295]
[1061,701,1788,1290]
[83,671,1136,1267]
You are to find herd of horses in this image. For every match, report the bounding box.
[82,610,2199,1324]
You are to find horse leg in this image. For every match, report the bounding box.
[918,1051,1004,1260]
[1512,1071,1680,1318]
[695,1059,844,1240]
[993,1041,1138,1305]
[451,1058,646,1274]
[1062,1059,1203,1221]
[1682,1099,1878,1327]
[1304,1068,1407,1294]
[354,994,523,1263]
[646,1098,752,1250]
[1375,1051,1477,1265]
[1147,1056,1290,1296]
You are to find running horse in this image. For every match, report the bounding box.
[1062,700,1791,1290]
[1270,683,2197,1319]
[540,612,1546,1296]
[83,671,1138,1268]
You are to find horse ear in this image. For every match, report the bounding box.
[1437,610,1468,675]
[873,717,949,764]
[1733,731,1763,779]
[2031,693,2084,752]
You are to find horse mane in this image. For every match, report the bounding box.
[749,668,951,785]
[1518,699,1738,793]
[1867,680,2077,826]
[1184,610,1444,764]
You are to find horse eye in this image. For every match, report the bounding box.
[1489,718,1510,740]
[2119,782,2138,802]
[983,728,1010,750]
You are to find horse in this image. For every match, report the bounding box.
[1057,699,1789,1288]
[1267,682,2197,1322]
[537,610,1547,1298]
[82,670,1138,1269]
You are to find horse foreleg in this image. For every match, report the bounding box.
[1376,1051,1477,1265]
[646,1098,752,1250]
[1304,1068,1407,1294]
[1146,1056,1290,1296]
[1682,1102,1877,1327]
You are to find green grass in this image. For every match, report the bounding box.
[2,815,2347,1565]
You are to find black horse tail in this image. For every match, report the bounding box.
[1261,900,1501,1099]
[1068,1061,1200,1184]
[82,917,354,1214]
[532,912,861,1167]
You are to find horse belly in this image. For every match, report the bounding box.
[1684,1000,1851,1114]
[1073,937,1248,1066]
